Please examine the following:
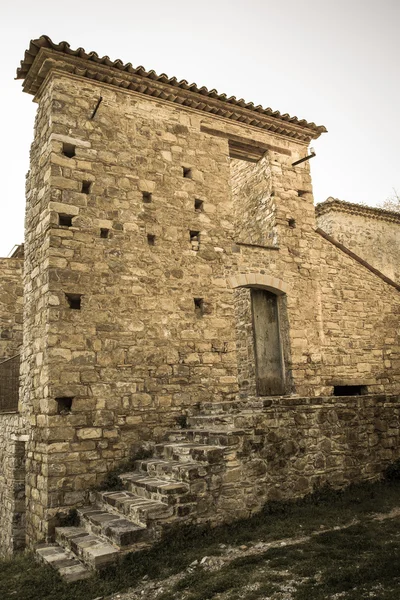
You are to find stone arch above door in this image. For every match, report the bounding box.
[227,273,288,295]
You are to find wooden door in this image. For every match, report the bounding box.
[251,289,285,396]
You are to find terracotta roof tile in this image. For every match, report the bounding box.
[16,35,327,139]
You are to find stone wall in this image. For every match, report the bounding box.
[0,254,25,555]
[195,394,400,521]
[315,231,400,394]
[19,62,400,545]
[21,70,326,541]
[20,78,53,545]
[229,163,400,397]
[316,198,400,283]
[233,287,256,396]
[0,414,27,555]
[231,155,277,247]
[0,258,23,360]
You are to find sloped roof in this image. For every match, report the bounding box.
[16,36,327,141]
[316,197,400,224]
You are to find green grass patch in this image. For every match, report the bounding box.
[1,479,400,599]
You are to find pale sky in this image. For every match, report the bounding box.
[1,0,399,257]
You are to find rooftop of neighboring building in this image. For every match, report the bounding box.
[315,197,400,224]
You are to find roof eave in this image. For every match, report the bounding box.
[16,36,327,143]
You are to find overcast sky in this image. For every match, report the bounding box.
[1,0,399,257]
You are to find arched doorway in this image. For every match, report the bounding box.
[251,288,285,395]
[228,274,289,397]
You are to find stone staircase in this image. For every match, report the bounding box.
[36,399,270,581]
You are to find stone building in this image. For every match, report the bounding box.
[316,197,400,284]
[0,35,398,579]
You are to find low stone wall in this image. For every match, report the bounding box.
[199,394,400,521]
[0,413,27,556]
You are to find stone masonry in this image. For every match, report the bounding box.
[316,197,400,283]
[0,36,398,574]
[0,254,23,361]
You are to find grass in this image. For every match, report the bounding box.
[159,517,400,600]
[1,479,400,600]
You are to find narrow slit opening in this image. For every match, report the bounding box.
[190,230,200,251]
[194,199,204,212]
[81,181,92,194]
[194,297,204,316]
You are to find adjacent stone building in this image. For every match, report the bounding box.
[0,36,398,576]
[316,197,400,283]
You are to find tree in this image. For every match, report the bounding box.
[381,188,400,212]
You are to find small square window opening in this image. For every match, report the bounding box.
[100,228,110,239]
[59,214,73,227]
[194,297,204,315]
[65,293,82,310]
[142,191,152,203]
[55,397,74,414]
[62,143,76,158]
[147,234,156,246]
[183,167,192,179]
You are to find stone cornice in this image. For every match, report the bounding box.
[16,36,327,144]
[316,198,400,225]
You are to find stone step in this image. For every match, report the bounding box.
[165,429,244,447]
[197,397,292,414]
[154,442,227,463]
[36,542,92,582]
[187,414,236,429]
[188,413,260,430]
[196,399,263,414]
[136,457,208,482]
[95,489,174,527]
[77,507,149,547]
[120,472,195,511]
[55,526,119,569]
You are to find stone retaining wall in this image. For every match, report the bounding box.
[205,394,400,521]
